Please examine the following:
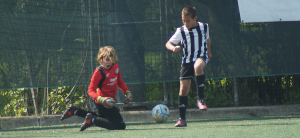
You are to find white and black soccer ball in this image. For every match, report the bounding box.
[152,104,169,123]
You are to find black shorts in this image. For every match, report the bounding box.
[179,63,194,80]
[179,58,208,80]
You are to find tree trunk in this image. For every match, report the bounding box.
[47,87,51,115]
[23,41,39,116]
[35,88,40,115]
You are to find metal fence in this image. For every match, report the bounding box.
[1,0,300,111]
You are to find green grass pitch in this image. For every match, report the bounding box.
[1,115,299,138]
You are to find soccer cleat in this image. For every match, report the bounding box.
[197,99,207,111]
[174,118,187,127]
[60,104,76,121]
[80,113,94,131]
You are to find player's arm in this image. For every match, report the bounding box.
[88,70,102,100]
[206,24,212,59]
[117,73,130,94]
[207,38,212,59]
[117,67,133,104]
[116,64,129,93]
[166,28,182,53]
[166,41,181,53]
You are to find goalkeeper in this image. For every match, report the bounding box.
[60,46,133,131]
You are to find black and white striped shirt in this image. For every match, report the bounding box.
[169,22,209,64]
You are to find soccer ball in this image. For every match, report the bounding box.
[152,104,169,123]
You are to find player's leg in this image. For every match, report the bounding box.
[60,104,98,121]
[175,79,191,127]
[96,105,126,130]
[179,79,191,121]
[194,58,207,110]
[80,103,125,131]
[175,63,193,127]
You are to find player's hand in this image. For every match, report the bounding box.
[122,91,133,104]
[208,53,212,59]
[172,46,181,53]
[97,96,116,108]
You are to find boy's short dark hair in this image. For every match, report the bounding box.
[182,6,197,19]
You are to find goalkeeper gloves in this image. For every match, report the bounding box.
[122,91,133,104]
[97,96,116,108]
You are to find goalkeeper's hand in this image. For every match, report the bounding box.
[122,91,133,104]
[97,96,116,108]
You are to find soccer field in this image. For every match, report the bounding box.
[1,115,299,138]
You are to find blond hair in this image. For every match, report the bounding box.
[97,46,118,64]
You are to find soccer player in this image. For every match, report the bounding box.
[165,6,212,127]
[60,46,133,131]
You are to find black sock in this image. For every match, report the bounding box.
[195,75,205,100]
[178,96,188,120]
[74,108,88,118]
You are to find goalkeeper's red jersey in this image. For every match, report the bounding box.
[88,63,129,104]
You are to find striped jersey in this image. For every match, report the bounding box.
[169,22,209,64]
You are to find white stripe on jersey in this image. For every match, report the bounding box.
[168,22,209,64]
[192,28,200,62]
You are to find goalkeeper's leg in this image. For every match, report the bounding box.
[60,104,98,121]
[94,103,126,130]
[81,105,126,131]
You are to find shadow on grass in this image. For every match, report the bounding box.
[224,122,299,127]
[84,127,185,131]
[0,124,80,132]
[187,115,300,123]
[126,115,300,126]
[127,128,183,130]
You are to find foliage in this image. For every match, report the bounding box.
[45,86,87,115]
[146,74,300,109]
[146,82,163,102]
[1,74,299,117]
[284,91,300,104]
[205,79,234,107]
[0,89,28,117]
[0,86,87,117]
